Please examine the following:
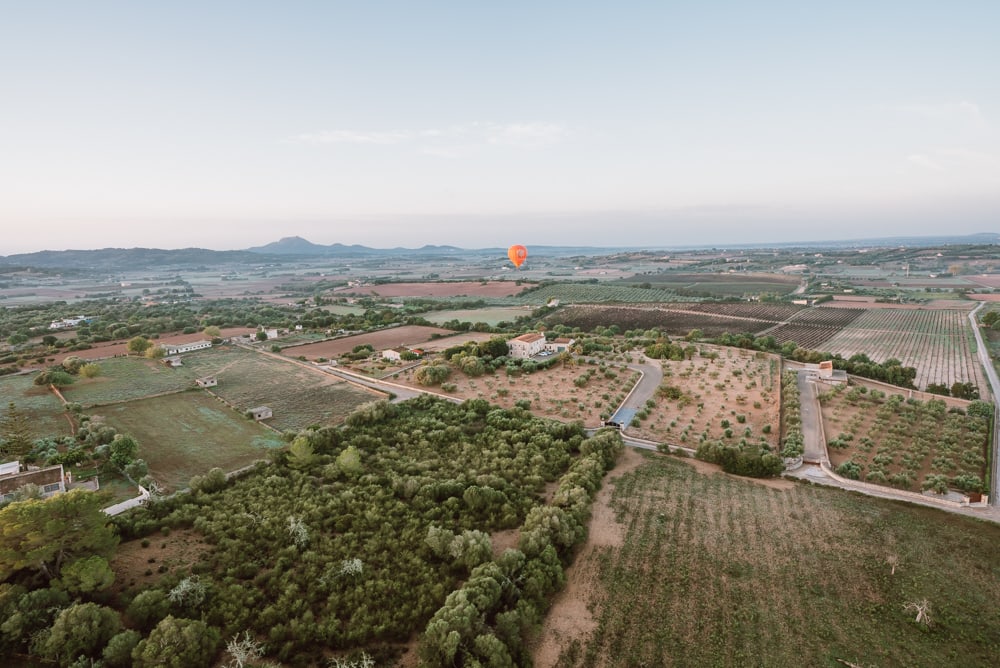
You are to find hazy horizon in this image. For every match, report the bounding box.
[2,2,998,254]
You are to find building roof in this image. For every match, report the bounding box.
[512,333,545,343]
[0,465,63,496]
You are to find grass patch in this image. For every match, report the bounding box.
[0,372,72,438]
[97,391,284,492]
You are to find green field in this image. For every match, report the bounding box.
[0,372,72,439]
[98,391,284,492]
[423,306,532,325]
[62,356,201,406]
[559,454,1000,667]
[181,348,377,431]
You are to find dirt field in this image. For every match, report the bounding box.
[538,453,1000,667]
[630,345,782,448]
[336,281,526,298]
[111,528,211,594]
[392,358,641,428]
[280,325,455,359]
[818,384,988,493]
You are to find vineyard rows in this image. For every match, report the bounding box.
[788,307,866,327]
[820,309,985,391]
[766,324,845,349]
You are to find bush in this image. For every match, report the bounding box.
[131,616,220,668]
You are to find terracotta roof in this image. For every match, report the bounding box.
[512,333,544,343]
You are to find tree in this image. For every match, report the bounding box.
[255,330,268,341]
[145,345,165,360]
[59,555,115,594]
[0,402,33,462]
[127,336,152,356]
[42,602,121,665]
[335,445,362,476]
[287,437,317,470]
[203,325,221,338]
[102,630,142,667]
[224,631,265,668]
[109,435,139,470]
[79,363,101,379]
[131,616,220,668]
[0,489,118,581]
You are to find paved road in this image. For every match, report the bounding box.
[967,302,1000,506]
[796,371,828,464]
[609,354,663,426]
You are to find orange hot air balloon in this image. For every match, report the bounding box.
[508,244,528,269]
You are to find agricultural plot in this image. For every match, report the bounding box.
[631,346,781,448]
[766,308,867,349]
[547,454,1000,667]
[818,309,986,391]
[61,356,201,406]
[191,351,378,432]
[394,359,640,428]
[546,305,771,337]
[512,283,697,305]
[280,325,453,359]
[97,391,285,492]
[422,306,533,326]
[0,372,72,439]
[819,385,989,494]
[621,272,801,297]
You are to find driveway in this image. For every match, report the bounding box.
[796,371,828,464]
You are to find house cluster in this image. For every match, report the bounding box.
[0,461,66,503]
[48,315,93,330]
[507,333,575,360]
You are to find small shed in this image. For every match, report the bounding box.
[163,356,183,367]
[250,406,273,421]
[196,376,218,388]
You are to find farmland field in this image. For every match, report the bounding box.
[541,453,1000,667]
[819,385,989,493]
[280,325,454,359]
[818,309,985,391]
[0,372,72,439]
[422,306,533,326]
[547,305,772,337]
[98,391,285,492]
[513,283,697,305]
[392,358,641,428]
[61,356,201,406]
[630,346,781,449]
[338,280,526,298]
[622,272,801,297]
[180,348,378,432]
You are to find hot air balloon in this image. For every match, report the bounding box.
[508,244,528,269]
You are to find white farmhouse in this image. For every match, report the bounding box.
[160,340,212,355]
[508,333,546,359]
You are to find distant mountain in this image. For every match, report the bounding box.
[1,233,995,270]
[0,247,274,271]
[246,237,464,257]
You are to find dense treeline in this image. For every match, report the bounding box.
[420,428,623,665]
[104,396,599,665]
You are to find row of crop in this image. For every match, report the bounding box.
[825,389,991,493]
[780,370,804,458]
[418,428,624,666]
[846,309,969,335]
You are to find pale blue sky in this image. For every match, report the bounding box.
[1,1,998,253]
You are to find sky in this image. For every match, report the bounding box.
[1,1,999,254]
